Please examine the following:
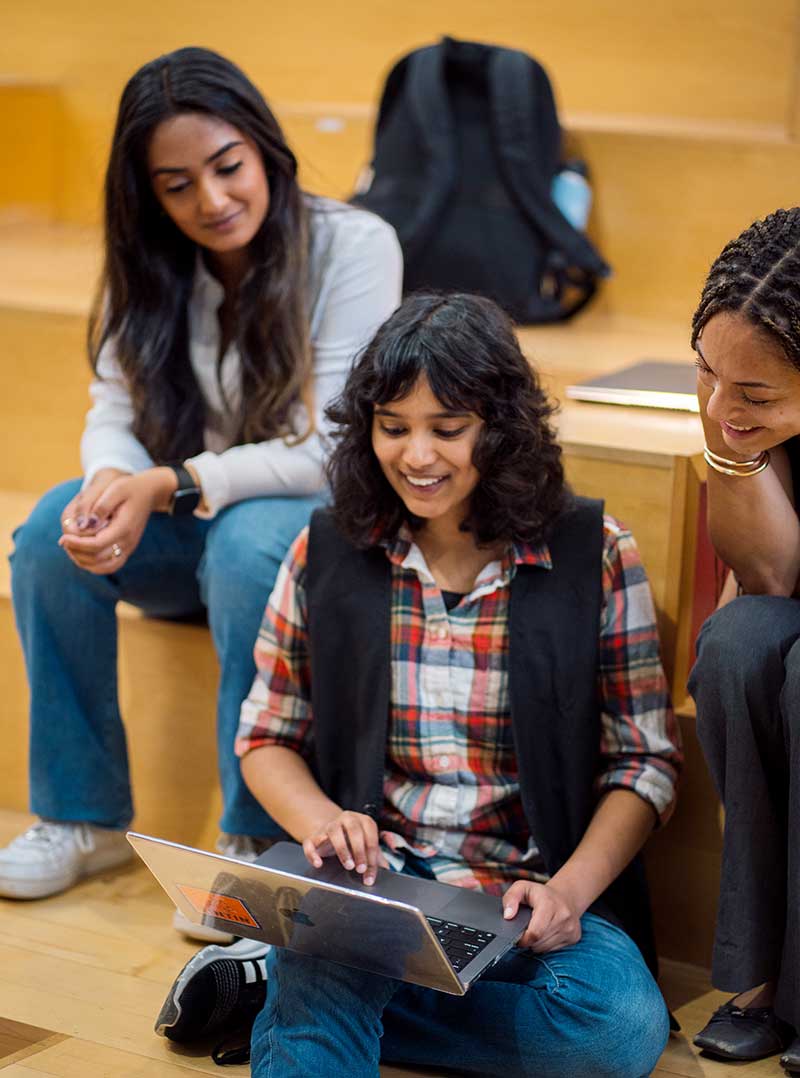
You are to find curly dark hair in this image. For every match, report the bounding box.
[325,292,568,547]
[692,207,800,367]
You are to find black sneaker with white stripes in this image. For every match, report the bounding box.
[155,937,270,1044]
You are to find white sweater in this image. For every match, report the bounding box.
[80,200,403,515]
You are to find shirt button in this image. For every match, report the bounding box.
[434,626,448,640]
[438,755,450,769]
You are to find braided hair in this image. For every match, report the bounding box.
[692,208,800,368]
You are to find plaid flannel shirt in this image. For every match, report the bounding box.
[237,516,681,895]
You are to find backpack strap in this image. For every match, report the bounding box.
[488,48,611,317]
[394,44,459,266]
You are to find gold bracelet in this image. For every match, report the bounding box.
[703,448,770,477]
[703,445,765,469]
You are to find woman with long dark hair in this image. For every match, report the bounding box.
[1,47,401,931]
[686,208,800,1069]
[157,292,681,1076]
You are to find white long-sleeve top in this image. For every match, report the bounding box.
[80,200,403,515]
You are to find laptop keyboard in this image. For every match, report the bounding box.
[426,917,496,973]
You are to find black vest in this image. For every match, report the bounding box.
[305,498,656,969]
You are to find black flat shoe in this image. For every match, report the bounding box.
[693,999,795,1061]
[781,1034,800,1073]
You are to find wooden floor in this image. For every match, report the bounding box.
[0,809,786,1078]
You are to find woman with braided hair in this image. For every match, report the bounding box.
[688,207,800,1069]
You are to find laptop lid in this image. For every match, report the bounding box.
[128,833,527,995]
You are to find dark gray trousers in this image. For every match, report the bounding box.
[688,595,800,1031]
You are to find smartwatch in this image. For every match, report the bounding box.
[167,463,202,516]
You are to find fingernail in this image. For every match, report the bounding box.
[356,863,366,874]
[365,875,375,886]
[76,516,87,529]
[504,907,514,919]
[344,859,355,871]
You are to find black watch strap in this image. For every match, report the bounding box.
[167,463,202,516]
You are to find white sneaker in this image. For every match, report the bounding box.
[172,833,275,944]
[0,820,133,899]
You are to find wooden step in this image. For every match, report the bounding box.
[0,79,62,221]
[0,220,100,315]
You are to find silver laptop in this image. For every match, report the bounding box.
[566,359,699,412]
[128,833,528,995]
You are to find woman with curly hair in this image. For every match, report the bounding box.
[687,208,800,1069]
[1,46,401,929]
[159,291,681,1077]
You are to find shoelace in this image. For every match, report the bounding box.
[14,821,95,855]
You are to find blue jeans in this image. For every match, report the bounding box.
[252,912,669,1078]
[10,479,321,835]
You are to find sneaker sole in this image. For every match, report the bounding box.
[0,844,134,900]
[155,938,270,1038]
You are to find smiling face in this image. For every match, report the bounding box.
[147,112,269,265]
[371,375,483,533]
[696,310,800,454]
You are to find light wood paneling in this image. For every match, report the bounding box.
[0,222,100,315]
[0,307,87,494]
[645,704,723,966]
[0,83,61,220]
[0,1,793,224]
[575,129,800,321]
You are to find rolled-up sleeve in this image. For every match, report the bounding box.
[187,209,403,514]
[236,526,315,759]
[595,516,683,824]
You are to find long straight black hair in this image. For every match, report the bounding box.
[89,46,311,462]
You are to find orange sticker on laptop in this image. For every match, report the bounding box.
[177,884,261,929]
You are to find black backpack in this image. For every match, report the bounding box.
[352,36,611,323]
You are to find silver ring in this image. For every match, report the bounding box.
[111,543,123,558]
[62,517,73,528]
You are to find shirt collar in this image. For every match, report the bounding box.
[382,526,552,593]
[192,250,226,311]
